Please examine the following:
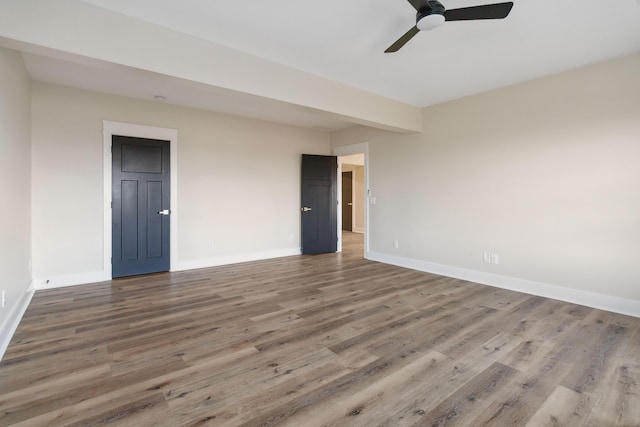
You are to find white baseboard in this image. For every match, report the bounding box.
[0,282,35,361]
[33,271,111,291]
[31,248,303,290]
[352,227,365,234]
[367,251,640,318]
[173,247,302,272]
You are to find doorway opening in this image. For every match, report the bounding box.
[334,142,369,259]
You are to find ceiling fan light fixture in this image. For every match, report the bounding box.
[416,13,445,31]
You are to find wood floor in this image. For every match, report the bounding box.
[1,232,639,426]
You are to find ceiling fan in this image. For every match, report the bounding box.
[385,0,514,53]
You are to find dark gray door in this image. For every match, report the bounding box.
[112,136,170,278]
[301,154,337,254]
[342,171,353,231]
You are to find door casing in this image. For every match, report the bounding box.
[102,121,178,279]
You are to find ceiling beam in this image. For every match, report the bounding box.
[0,0,422,133]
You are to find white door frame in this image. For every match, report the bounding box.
[102,121,179,278]
[333,142,369,258]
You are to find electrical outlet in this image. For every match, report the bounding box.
[484,252,500,264]
[393,240,399,249]
[1,291,5,308]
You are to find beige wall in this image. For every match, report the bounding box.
[31,83,330,280]
[0,48,31,337]
[332,53,640,306]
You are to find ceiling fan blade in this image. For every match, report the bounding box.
[406,0,431,12]
[444,2,513,21]
[385,26,420,53]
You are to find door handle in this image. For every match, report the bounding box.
[301,207,312,212]
[158,209,170,215]
[347,202,353,206]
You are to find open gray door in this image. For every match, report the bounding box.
[301,154,337,254]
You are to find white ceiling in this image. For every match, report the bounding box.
[20,0,640,130]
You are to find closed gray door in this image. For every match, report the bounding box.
[112,136,170,278]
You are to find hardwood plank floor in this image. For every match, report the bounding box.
[1,232,639,426]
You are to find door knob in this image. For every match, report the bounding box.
[301,207,312,212]
[347,202,353,206]
[158,209,170,215]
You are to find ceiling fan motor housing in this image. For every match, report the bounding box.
[417,0,446,31]
[385,0,515,52]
